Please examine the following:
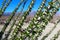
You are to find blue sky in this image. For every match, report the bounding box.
[0,0,60,13]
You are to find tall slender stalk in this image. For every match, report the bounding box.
[0,0,24,40]
[16,0,46,40]
[3,13,20,40]
[10,0,35,40]
[0,0,6,14]
[40,1,60,40]
[1,0,6,10]
[17,0,60,40]
[34,2,60,40]
[3,0,27,40]
[13,2,44,39]
[31,0,60,39]
[0,0,60,40]
[0,0,12,17]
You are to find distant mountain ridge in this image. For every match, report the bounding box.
[3,12,11,16]
[3,11,36,16]
[3,11,60,17]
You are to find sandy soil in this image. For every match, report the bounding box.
[0,22,60,40]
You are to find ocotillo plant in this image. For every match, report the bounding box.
[3,0,27,40]
[0,0,12,17]
[9,0,27,40]
[15,0,46,39]
[1,0,6,10]
[0,0,12,39]
[0,0,6,14]
[33,1,60,40]
[14,0,52,39]
[32,2,60,40]
[15,0,60,40]
[3,13,21,40]
[41,1,60,40]
[0,0,24,39]
[10,0,35,40]
[0,0,60,40]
